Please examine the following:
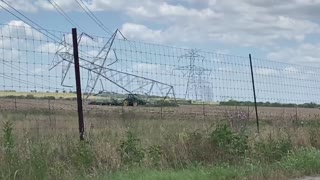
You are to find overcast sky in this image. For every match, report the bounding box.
[1,0,320,66]
[1,0,320,103]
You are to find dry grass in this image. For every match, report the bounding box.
[2,98,320,123]
[0,91,105,100]
[1,104,320,179]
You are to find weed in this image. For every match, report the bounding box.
[118,131,145,166]
[29,144,49,179]
[210,124,248,157]
[254,137,292,162]
[185,130,209,164]
[308,127,320,149]
[1,120,19,179]
[147,145,163,167]
[3,120,14,151]
[280,148,320,176]
[2,110,320,179]
[71,141,95,174]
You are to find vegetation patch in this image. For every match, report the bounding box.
[1,113,320,179]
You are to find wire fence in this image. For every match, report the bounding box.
[1,23,320,136]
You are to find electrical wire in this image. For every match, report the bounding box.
[74,0,113,35]
[0,58,62,86]
[0,1,99,60]
[0,0,61,42]
[0,0,92,52]
[47,0,86,32]
[0,74,62,90]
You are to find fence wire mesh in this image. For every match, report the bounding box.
[1,23,320,135]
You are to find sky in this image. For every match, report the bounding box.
[1,0,320,103]
[1,0,320,63]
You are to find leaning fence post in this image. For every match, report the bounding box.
[295,105,298,122]
[72,28,85,141]
[247,105,250,121]
[14,97,17,110]
[160,102,163,120]
[249,54,259,133]
[203,101,205,120]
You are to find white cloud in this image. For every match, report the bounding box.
[116,0,320,47]
[256,68,278,75]
[0,21,44,62]
[281,66,305,79]
[1,20,43,41]
[283,66,299,74]
[121,22,216,44]
[0,38,12,49]
[2,49,20,61]
[2,1,320,47]
[33,65,49,74]
[120,23,164,43]
[2,0,320,66]
[37,42,60,53]
[133,63,161,72]
[267,43,320,66]
[127,2,221,20]
[0,0,38,13]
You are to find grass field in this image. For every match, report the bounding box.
[2,97,320,179]
[0,91,107,100]
[0,91,77,98]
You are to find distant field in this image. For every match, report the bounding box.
[0,91,220,106]
[0,91,104,100]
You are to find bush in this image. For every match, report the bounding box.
[153,100,178,107]
[40,96,56,100]
[210,124,248,157]
[254,137,293,162]
[26,94,35,99]
[118,131,145,166]
[178,125,249,165]
[147,145,163,167]
[280,148,320,176]
[186,130,204,161]
[70,141,95,174]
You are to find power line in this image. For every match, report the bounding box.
[74,0,113,35]
[0,58,62,86]
[0,1,95,58]
[0,74,61,90]
[0,0,62,42]
[48,0,85,32]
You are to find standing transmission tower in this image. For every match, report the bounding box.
[174,49,212,101]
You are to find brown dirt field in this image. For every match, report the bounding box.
[1,98,320,122]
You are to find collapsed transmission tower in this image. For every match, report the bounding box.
[174,49,212,101]
[50,29,176,102]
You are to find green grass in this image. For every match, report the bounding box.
[2,110,320,179]
[280,148,320,176]
[103,148,320,180]
[105,166,243,180]
[94,148,320,180]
